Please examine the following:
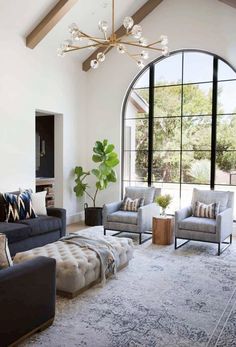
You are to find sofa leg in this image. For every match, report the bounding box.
[218,234,232,255]
[175,238,190,250]
[104,228,106,236]
[139,233,142,245]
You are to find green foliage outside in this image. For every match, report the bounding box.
[74,140,119,207]
[131,83,236,185]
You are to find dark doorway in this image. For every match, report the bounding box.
[36,115,55,178]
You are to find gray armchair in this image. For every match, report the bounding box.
[103,187,161,244]
[175,188,234,255]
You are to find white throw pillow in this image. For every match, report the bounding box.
[0,233,13,269]
[31,191,47,215]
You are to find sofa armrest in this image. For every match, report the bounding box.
[0,256,56,347]
[138,203,160,233]
[47,207,66,237]
[175,206,192,222]
[216,208,233,241]
[175,206,192,234]
[103,201,122,223]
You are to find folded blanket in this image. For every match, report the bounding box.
[60,234,119,285]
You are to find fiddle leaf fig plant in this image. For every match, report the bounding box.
[74,139,119,207]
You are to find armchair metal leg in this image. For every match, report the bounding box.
[139,233,142,245]
[175,237,190,250]
[217,234,232,256]
[104,228,106,236]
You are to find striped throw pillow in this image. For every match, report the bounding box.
[121,197,144,212]
[0,233,13,270]
[193,201,220,219]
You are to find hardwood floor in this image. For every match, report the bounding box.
[66,222,89,234]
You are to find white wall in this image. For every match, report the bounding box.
[86,0,236,206]
[0,1,87,222]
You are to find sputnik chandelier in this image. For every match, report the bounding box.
[57,0,169,69]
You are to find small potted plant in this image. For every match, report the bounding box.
[74,139,119,226]
[155,194,172,217]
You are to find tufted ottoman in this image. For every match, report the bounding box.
[14,232,134,298]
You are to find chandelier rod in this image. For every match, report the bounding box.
[112,0,115,39]
[119,41,163,52]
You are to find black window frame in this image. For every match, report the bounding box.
[121,49,236,211]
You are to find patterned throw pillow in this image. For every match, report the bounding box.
[0,233,13,270]
[120,197,145,212]
[18,190,37,220]
[193,201,220,219]
[3,193,19,222]
[4,190,37,222]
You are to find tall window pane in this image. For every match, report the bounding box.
[183,83,213,116]
[155,53,182,86]
[183,52,213,83]
[218,81,236,114]
[154,86,182,117]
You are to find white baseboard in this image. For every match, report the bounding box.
[67,211,84,225]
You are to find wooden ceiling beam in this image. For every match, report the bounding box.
[82,0,164,72]
[218,0,236,9]
[26,0,78,49]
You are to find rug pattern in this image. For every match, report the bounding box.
[19,227,236,347]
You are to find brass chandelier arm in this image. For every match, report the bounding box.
[66,43,103,52]
[147,39,162,47]
[79,30,109,45]
[119,41,163,52]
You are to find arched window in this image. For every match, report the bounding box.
[122,50,236,217]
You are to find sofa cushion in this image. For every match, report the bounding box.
[107,211,138,225]
[178,216,216,234]
[0,222,32,243]
[125,187,155,205]
[191,188,230,213]
[18,216,62,237]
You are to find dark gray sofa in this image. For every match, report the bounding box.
[0,192,66,256]
[0,256,56,347]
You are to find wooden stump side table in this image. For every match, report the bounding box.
[152,217,174,245]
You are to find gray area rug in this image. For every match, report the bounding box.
[20,227,236,347]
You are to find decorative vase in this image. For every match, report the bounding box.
[161,208,167,217]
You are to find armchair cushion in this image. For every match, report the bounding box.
[178,216,216,234]
[107,211,138,225]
